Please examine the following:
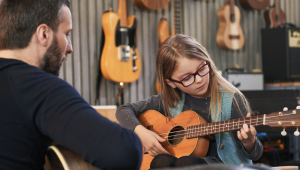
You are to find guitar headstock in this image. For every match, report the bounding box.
[265,106,300,136]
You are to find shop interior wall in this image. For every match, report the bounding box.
[57,0,300,105]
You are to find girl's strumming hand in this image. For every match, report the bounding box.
[134,125,170,156]
[237,113,257,153]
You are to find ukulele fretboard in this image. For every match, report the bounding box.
[186,115,265,138]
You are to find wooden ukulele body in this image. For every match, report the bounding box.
[138,110,210,170]
[216,3,245,50]
[264,8,285,28]
[101,11,141,83]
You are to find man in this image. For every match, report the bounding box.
[0,0,142,169]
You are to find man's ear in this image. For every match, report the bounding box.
[36,24,53,47]
[166,79,177,88]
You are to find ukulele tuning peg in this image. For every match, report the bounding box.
[294,128,299,137]
[281,128,287,136]
[283,107,288,111]
[296,106,300,110]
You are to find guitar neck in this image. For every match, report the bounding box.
[274,0,280,21]
[229,0,235,22]
[118,0,127,27]
[186,115,265,139]
[174,0,181,34]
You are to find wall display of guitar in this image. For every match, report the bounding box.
[216,0,245,50]
[263,0,285,28]
[138,108,300,170]
[101,0,141,83]
[46,145,100,170]
[239,0,270,10]
[133,0,170,10]
[155,0,182,94]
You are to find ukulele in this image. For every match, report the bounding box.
[239,0,270,10]
[101,0,142,83]
[133,0,170,10]
[216,0,245,50]
[263,0,285,28]
[138,108,300,170]
[155,0,182,94]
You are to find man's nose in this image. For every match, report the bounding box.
[66,42,73,55]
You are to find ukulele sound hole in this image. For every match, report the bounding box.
[168,126,185,146]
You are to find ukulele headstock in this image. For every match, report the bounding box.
[265,106,300,136]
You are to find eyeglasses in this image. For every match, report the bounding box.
[170,62,210,87]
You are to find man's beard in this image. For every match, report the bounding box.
[40,36,63,76]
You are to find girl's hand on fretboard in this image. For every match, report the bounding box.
[237,113,257,153]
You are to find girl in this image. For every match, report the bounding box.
[116,34,263,168]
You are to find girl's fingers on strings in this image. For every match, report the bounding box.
[250,125,257,136]
[240,128,249,139]
[237,131,243,141]
[243,124,249,132]
[155,133,166,142]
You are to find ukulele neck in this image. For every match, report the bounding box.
[186,115,265,138]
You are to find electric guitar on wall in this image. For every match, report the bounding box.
[155,0,182,93]
[263,0,285,28]
[138,108,300,170]
[216,0,245,50]
[101,0,141,83]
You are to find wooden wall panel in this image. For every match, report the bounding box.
[10,0,299,105]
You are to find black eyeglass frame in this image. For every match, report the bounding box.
[169,61,210,87]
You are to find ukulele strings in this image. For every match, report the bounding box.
[158,112,298,141]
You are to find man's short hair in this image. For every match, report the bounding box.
[0,0,70,50]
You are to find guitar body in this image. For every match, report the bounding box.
[46,145,100,170]
[138,110,210,170]
[239,0,270,10]
[216,3,245,50]
[133,0,170,10]
[263,8,285,28]
[101,11,141,83]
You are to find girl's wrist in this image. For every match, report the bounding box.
[243,138,256,153]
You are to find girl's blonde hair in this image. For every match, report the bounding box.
[156,34,252,120]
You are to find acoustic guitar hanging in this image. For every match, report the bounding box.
[138,107,300,170]
[133,0,170,10]
[263,0,285,28]
[101,0,141,83]
[155,0,182,94]
[239,0,270,10]
[216,0,245,50]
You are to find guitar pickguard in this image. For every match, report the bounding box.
[115,18,137,47]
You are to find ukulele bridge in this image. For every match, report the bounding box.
[229,35,240,39]
[118,45,130,61]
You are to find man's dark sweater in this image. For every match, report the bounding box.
[0,58,142,170]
